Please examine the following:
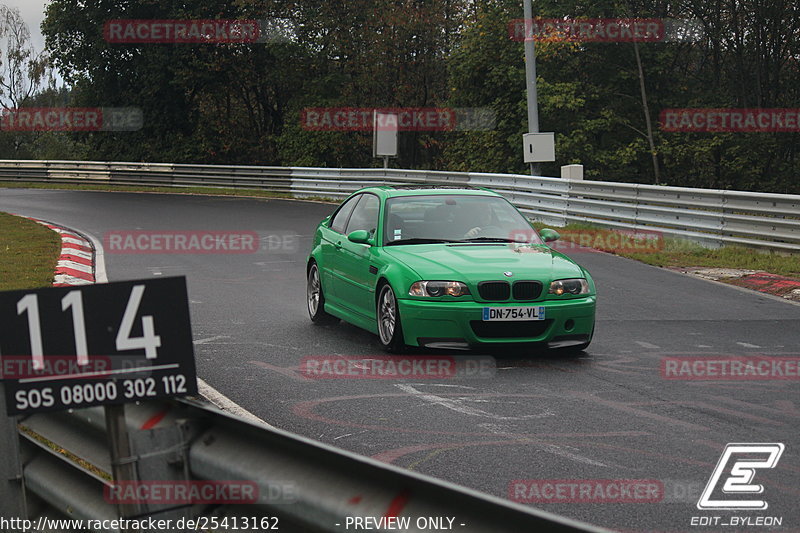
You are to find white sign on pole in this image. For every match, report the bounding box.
[373,111,398,158]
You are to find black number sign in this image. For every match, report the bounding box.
[0,277,197,415]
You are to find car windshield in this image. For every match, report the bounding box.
[383,194,543,246]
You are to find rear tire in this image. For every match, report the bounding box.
[307,262,337,325]
[377,283,406,353]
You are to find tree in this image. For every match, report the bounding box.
[37,0,798,191]
[0,4,51,109]
[0,4,56,157]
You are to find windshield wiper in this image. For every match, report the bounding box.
[461,237,521,243]
[385,238,460,246]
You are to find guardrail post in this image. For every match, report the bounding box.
[562,178,571,227]
[719,190,729,248]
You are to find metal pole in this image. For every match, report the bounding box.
[0,383,26,520]
[105,404,139,528]
[523,0,541,176]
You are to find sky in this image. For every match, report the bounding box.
[6,0,48,53]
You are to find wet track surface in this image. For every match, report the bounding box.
[2,189,798,532]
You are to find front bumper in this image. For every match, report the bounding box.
[397,296,596,348]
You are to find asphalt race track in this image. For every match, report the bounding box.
[2,188,798,532]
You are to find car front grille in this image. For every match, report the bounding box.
[470,319,552,339]
[477,281,510,301]
[512,281,543,300]
[477,280,542,301]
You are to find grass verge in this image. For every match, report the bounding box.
[0,180,336,203]
[0,212,62,291]
[533,222,800,278]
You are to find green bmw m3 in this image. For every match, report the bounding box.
[306,186,596,353]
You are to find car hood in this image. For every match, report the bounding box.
[382,243,584,284]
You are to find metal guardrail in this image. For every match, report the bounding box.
[0,391,607,532]
[1,159,798,251]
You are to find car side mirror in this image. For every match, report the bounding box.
[347,229,371,245]
[539,228,560,242]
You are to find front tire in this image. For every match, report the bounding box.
[377,283,406,353]
[307,262,337,324]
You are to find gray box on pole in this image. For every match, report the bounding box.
[523,132,555,163]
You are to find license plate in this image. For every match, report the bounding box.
[482,306,545,321]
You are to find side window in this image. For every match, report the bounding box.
[345,194,380,236]
[329,195,361,233]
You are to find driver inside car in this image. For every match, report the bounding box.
[463,202,497,238]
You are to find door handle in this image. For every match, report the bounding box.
[335,241,342,249]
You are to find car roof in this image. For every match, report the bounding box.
[352,185,502,199]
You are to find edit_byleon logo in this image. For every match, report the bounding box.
[697,443,785,511]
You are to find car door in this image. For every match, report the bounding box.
[337,193,381,318]
[319,194,361,304]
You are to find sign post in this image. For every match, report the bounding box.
[105,403,139,530]
[0,383,25,520]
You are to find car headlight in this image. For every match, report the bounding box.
[548,278,590,296]
[409,281,471,297]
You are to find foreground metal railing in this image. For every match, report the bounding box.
[1,159,798,251]
[0,394,606,533]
